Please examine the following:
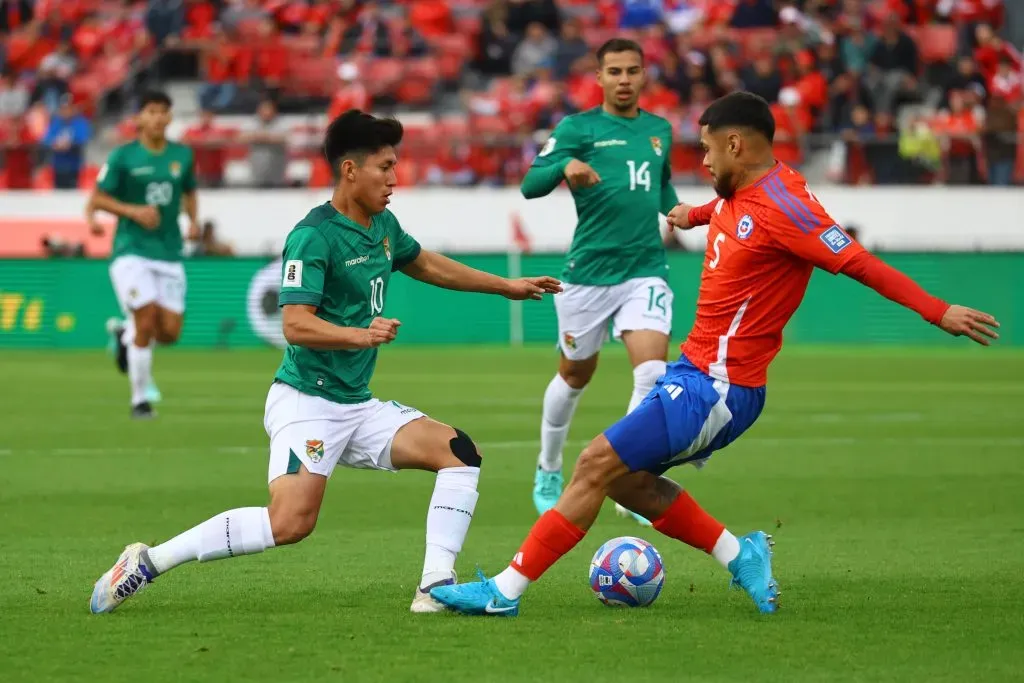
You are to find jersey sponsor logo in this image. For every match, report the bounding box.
[650,137,663,156]
[539,137,557,156]
[344,255,369,267]
[130,166,154,176]
[563,332,577,350]
[282,259,303,287]
[736,214,754,240]
[304,439,325,463]
[383,236,391,260]
[169,161,181,178]
[820,225,853,254]
[594,139,627,148]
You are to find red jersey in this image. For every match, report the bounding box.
[680,163,864,387]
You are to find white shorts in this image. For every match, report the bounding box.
[263,381,426,483]
[109,255,187,314]
[555,276,673,360]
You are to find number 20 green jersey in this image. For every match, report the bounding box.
[97,140,196,262]
[522,108,678,286]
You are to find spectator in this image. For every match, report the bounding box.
[639,74,681,115]
[476,2,518,76]
[972,23,1020,83]
[553,19,589,80]
[221,0,268,32]
[39,42,77,77]
[943,56,987,106]
[191,220,235,256]
[839,18,877,75]
[146,0,186,46]
[409,0,454,39]
[535,81,578,130]
[866,15,920,114]
[183,109,232,187]
[29,62,70,114]
[43,95,91,190]
[245,99,289,188]
[863,110,903,183]
[742,55,783,104]
[656,50,692,101]
[982,95,1017,186]
[932,89,982,184]
[0,117,35,189]
[989,57,1023,103]
[72,14,106,62]
[327,63,371,122]
[896,114,942,183]
[730,0,776,28]
[0,71,30,118]
[199,25,240,112]
[619,0,664,29]
[254,18,289,93]
[511,22,558,77]
[506,0,561,37]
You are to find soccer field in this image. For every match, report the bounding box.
[2,345,1023,683]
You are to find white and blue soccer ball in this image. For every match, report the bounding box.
[589,536,665,607]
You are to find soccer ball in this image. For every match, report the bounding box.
[589,536,665,607]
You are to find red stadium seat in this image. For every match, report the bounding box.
[909,25,957,64]
[33,167,55,190]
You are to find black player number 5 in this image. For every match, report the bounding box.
[369,276,384,315]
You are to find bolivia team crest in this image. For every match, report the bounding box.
[650,137,663,157]
[382,236,391,260]
[169,161,181,178]
[305,439,325,463]
[564,333,577,350]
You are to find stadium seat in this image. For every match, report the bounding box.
[910,25,957,64]
[33,167,55,190]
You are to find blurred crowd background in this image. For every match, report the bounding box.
[0,0,1021,190]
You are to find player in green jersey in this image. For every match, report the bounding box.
[523,39,679,524]
[89,109,562,616]
[86,91,200,419]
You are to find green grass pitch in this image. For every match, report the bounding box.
[2,345,1023,682]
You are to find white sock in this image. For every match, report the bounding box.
[146,507,276,575]
[627,359,666,414]
[711,529,741,569]
[493,565,531,600]
[127,342,153,406]
[420,466,480,589]
[537,374,585,472]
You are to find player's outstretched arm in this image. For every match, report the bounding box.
[281,304,399,350]
[839,252,1000,345]
[400,249,562,300]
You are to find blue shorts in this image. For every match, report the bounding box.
[604,355,766,475]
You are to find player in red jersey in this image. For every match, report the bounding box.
[431,91,1000,617]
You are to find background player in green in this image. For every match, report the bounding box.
[522,39,679,524]
[89,109,562,615]
[85,90,200,418]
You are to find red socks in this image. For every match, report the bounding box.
[652,491,725,554]
[510,510,586,581]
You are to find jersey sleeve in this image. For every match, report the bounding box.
[181,148,197,193]
[96,148,124,196]
[757,179,864,274]
[659,130,679,215]
[391,222,422,272]
[531,117,585,170]
[278,227,330,307]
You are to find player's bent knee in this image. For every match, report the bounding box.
[268,508,317,546]
[572,436,626,491]
[449,428,482,468]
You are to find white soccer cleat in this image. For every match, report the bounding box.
[615,502,653,527]
[410,574,456,613]
[89,542,156,614]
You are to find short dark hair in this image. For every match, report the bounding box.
[324,109,404,169]
[138,90,172,110]
[596,38,644,66]
[698,91,775,142]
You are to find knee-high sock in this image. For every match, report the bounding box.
[538,374,585,472]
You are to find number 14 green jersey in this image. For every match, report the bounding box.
[522,108,678,286]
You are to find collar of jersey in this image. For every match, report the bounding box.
[597,107,645,127]
[323,202,383,240]
[733,162,783,198]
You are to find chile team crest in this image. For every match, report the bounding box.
[382,236,391,260]
[736,214,754,240]
[650,137,663,157]
[305,439,325,463]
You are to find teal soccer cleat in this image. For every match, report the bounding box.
[533,468,563,516]
[430,571,520,617]
[145,380,163,404]
[614,502,652,526]
[728,531,780,614]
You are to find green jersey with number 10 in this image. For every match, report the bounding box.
[523,108,678,286]
[274,203,422,405]
[97,140,196,263]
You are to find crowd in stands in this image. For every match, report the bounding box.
[0,0,1021,189]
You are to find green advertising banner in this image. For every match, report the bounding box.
[0,253,1020,349]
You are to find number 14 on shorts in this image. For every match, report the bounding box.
[647,285,667,316]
